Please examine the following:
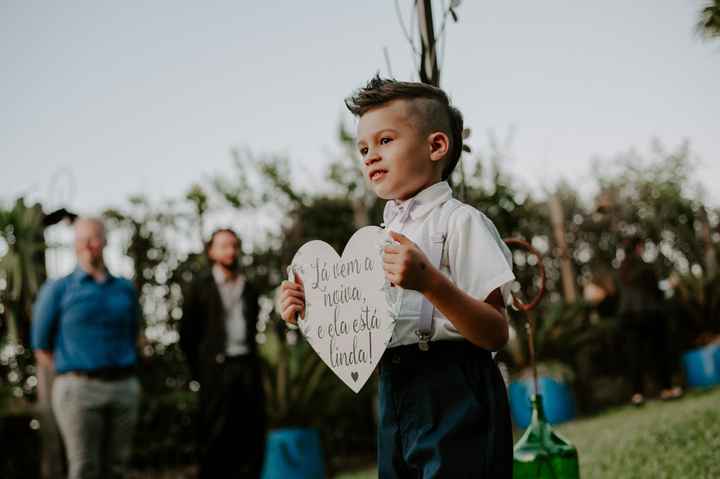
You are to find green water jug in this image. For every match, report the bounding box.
[513,394,580,478]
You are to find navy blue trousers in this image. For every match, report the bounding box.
[378,341,513,478]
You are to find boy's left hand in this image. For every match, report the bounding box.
[383,230,435,292]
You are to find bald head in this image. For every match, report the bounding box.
[74,217,106,271]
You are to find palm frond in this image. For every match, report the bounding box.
[697,1,720,40]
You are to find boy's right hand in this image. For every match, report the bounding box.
[280,274,305,325]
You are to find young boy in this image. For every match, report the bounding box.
[280,77,514,478]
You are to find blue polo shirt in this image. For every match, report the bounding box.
[31,267,140,374]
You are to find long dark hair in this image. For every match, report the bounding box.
[619,235,644,284]
[205,228,241,263]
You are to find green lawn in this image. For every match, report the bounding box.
[337,387,720,479]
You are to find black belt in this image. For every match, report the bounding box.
[68,366,136,381]
[381,340,492,368]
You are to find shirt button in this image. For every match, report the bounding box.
[215,354,225,364]
[392,355,401,364]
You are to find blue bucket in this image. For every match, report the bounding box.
[509,376,576,429]
[261,427,325,479]
[682,344,720,388]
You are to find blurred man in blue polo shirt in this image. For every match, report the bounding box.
[32,217,141,479]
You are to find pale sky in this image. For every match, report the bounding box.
[2,0,719,223]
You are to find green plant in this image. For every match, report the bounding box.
[697,0,720,40]
[0,199,47,346]
[669,272,720,346]
[260,324,362,429]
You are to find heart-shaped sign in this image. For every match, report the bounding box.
[290,226,396,393]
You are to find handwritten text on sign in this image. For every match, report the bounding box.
[291,226,394,393]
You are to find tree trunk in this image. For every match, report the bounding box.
[700,207,717,277]
[548,195,577,303]
[416,0,440,86]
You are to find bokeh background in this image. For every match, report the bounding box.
[2,1,719,478]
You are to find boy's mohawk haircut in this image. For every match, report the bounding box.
[345,75,464,180]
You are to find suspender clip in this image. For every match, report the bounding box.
[416,330,431,351]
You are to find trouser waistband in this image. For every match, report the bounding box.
[381,340,492,369]
[63,366,136,381]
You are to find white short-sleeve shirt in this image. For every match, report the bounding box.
[383,181,515,347]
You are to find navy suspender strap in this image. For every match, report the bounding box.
[415,199,463,351]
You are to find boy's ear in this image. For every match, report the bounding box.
[428,131,450,163]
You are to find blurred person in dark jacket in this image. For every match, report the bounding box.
[180,228,266,478]
[618,236,682,405]
[583,267,619,318]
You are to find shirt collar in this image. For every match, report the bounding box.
[382,181,453,226]
[212,264,244,287]
[72,266,113,283]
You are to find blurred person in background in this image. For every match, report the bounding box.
[31,217,142,479]
[180,228,266,479]
[583,267,619,318]
[618,236,682,406]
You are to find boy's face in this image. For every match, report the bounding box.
[356,99,439,201]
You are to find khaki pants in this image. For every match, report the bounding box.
[52,374,141,479]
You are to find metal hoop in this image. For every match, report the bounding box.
[503,238,546,312]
